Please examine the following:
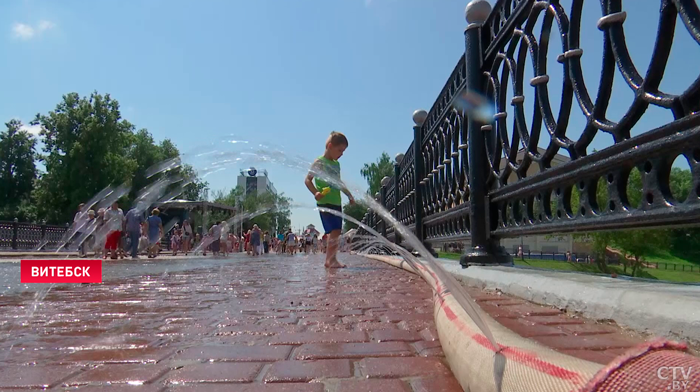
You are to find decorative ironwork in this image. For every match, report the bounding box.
[356,0,700,266]
[0,220,68,250]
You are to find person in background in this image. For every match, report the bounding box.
[263,231,270,254]
[171,228,182,256]
[312,233,319,254]
[244,229,251,255]
[124,206,145,259]
[182,219,193,255]
[104,201,125,260]
[284,228,296,255]
[277,232,285,254]
[250,224,262,256]
[220,221,230,256]
[81,210,96,257]
[146,208,163,258]
[209,221,222,256]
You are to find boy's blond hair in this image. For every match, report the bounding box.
[326,131,348,147]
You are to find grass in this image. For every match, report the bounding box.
[437,252,700,284]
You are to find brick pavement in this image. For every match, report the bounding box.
[0,254,463,391]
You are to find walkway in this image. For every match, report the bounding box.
[0,254,462,391]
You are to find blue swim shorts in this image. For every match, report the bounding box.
[318,204,343,234]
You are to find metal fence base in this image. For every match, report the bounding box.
[460,244,513,268]
[411,242,439,259]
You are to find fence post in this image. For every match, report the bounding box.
[460,0,512,267]
[380,177,390,238]
[12,218,19,250]
[393,155,403,245]
[412,110,438,258]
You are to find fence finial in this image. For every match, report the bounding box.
[465,0,491,25]
[412,110,428,126]
[395,153,404,164]
[381,176,391,187]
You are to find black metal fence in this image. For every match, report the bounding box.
[358,0,700,267]
[0,220,69,251]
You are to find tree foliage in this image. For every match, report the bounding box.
[0,91,209,224]
[0,120,38,221]
[360,152,394,196]
[343,201,367,231]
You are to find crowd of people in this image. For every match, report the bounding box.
[70,201,347,260]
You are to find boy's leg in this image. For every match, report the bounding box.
[325,230,344,268]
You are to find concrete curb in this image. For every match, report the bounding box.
[435,258,700,344]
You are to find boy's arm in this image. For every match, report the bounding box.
[341,186,355,203]
[305,160,323,201]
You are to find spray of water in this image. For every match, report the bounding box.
[318,205,500,351]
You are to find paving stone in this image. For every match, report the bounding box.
[64,364,171,385]
[527,315,585,326]
[342,315,377,324]
[359,357,453,378]
[413,340,443,354]
[264,359,353,382]
[560,323,618,336]
[337,379,411,392]
[396,320,434,331]
[166,362,263,384]
[164,384,325,392]
[355,322,396,331]
[412,376,465,391]
[268,331,368,345]
[495,317,568,338]
[295,342,414,359]
[58,385,165,392]
[495,304,563,317]
[172,345,291,362]
[419,327,440,341]
[379,312,434,323]
[61,348,175,364]
[0,365,83,389]
[370,329,422,342]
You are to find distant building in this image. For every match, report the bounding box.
[305,224,320,237]
[237,167,277,198]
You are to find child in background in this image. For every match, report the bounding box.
[171,228,182,256]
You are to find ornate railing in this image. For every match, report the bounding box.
[357,0,700,266]
[0,220,69,251]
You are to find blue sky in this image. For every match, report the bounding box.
[1,0,698,230]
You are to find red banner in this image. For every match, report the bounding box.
[21,260,102,283]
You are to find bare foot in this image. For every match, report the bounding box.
[325,258,346,268]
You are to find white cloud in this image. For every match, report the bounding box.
[12,23,34,39]
[11,20,55,40]
[38,20,55,32]
[20,123,42,136]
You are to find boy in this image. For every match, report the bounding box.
[304,131,355,268]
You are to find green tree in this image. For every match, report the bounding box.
[612,229,668,276]
[360,152,394,196]
[0,120,38,221]
[31,92,138,223]
[181,165,210,201]
[342,201,367,231]
[30,91,207,224]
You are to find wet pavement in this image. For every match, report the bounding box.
[0,253,463,391]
